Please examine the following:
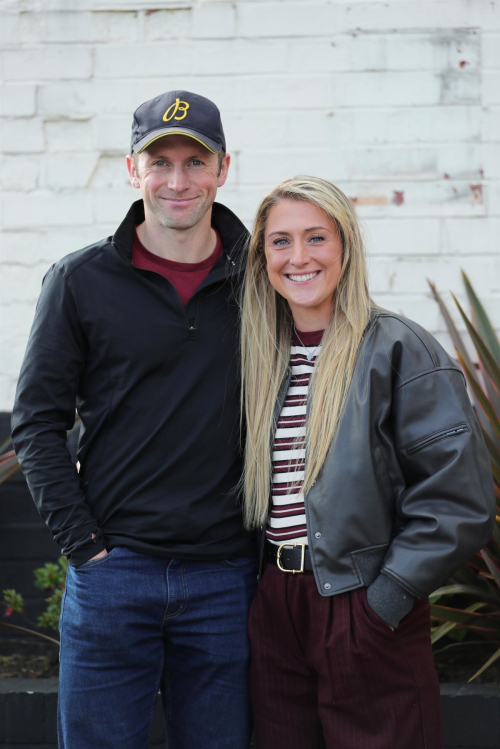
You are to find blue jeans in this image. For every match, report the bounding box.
[58,547,258,749]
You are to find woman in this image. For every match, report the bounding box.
[240,176,495,749]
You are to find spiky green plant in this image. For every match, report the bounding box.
[428,272,500,681]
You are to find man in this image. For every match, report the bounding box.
[11,90,257,749]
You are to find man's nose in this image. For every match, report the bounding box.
[167,166,190,193]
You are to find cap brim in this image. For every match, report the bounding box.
[133,127,222,154]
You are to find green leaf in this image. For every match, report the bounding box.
[431,602,489,619]
[482,429,500,473]
[431,601,493,643]
[427,279,489,433]
[32,559,67,630]
[34,558,67,592]
[432,584,500,604]
[427,280,479,385]
[431,620,461,644]
[452,294,500,400]
[430,602,500,631]
[2,589,24,614]
[457,353,500,440]
[37,587,64,632]
[448,626,468,642]
[462,271,500,365]
[468,645,500,682]
[476,354,500,418]
[480,549,500,591]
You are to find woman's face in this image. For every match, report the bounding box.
[264,199,343,331]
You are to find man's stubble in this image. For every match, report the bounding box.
[145,192,213,233]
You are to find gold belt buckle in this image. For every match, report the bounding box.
[277,542,306,574]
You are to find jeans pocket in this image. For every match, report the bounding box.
[76,546,121,570]
[221,557,258,568]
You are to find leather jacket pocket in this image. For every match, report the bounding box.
[404,423,469,456]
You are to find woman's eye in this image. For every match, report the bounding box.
[310,235,325,243]
[272,237,289,247]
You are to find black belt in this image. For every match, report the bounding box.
[266,541,313,573]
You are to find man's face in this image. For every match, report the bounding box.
[126,135,230,231]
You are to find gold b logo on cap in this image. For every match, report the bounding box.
[163,98,190,122]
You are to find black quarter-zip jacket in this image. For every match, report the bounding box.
[11,200,257,566]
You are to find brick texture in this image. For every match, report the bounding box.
[0,0,499,410]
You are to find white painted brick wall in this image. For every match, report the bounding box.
[1,0,499,411]
[3,47,93,81]
[0,85,37,117]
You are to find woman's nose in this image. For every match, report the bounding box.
[289,242,310,266]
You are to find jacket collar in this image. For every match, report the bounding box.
[111,199,249,278]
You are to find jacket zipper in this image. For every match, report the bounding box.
[114,230,240,336]
[124,258,207,336]
[136,254,235,336]
[405,423,468,455]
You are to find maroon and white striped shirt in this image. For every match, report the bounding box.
[266,329,324,547]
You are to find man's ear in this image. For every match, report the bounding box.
[217,153,231,188]
[126,154,141,189]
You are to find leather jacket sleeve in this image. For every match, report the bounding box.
[380,365,495,601]
[11,264,105,565]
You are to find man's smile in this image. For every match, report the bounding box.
[158,196,199,206]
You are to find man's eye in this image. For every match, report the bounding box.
[190,159,203,166]
[153,160,166,167]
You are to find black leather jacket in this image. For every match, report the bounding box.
[268,309,495,627]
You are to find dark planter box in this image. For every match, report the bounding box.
[0,679,499,748]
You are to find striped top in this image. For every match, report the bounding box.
[266,328,324,547]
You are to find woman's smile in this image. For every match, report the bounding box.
[286,271,321,283]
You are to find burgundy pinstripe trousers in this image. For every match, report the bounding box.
[249,564,442,749]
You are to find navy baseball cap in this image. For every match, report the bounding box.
[131,90,226,155]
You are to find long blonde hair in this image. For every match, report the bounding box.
[240,175,372,529]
